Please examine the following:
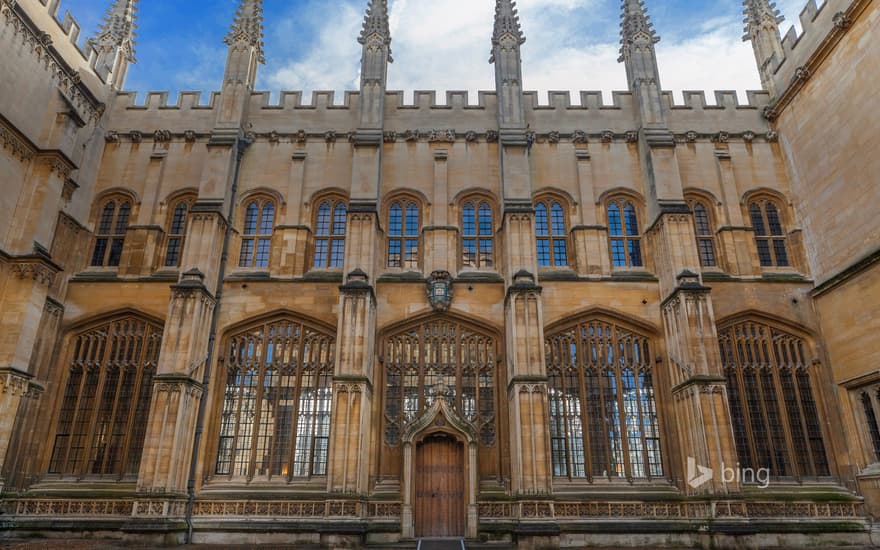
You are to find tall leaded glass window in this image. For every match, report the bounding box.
[858,390,880,463]
[387,200,420,269]
[313,200,347,269]
[607,199,643,268]
[49,316,162,477]
[719,319,830,479]
[536,199,569,267]
[383,317,497,447]
[215,316,335,480]
[239,199,275,268]
[689,200,717,267]
[91,199,131,267]
[462,200,494,269]
[545,317,662,480]
[749,200,789,267]
[164,197,193,267]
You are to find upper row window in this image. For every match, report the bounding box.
[91,199,131,267]
[462,201,494,269]
[608,199,643,268]
[313,200,347,269]
[239,199,275,269]
[750,200,789,267]
[535,199,568,267]
[387,200,420,269]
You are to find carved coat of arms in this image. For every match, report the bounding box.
[426,270,453,312]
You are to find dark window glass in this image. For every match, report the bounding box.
[91,200,131,267]
[462,200,493,268]
[313,200,348,269]
[240,200,275,268]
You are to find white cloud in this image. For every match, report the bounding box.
[263,0,772,103]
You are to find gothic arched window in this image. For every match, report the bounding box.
[688,199,717,267]
[719,318,829,479]
[462,200,494,269]
[535,198,569,267]
[607,198,643,268]
[387,199,420,269]
[313,199,347,269]
[214,316,335,480]
[382,317,497,447]
[164,196,194,267]
[239,198,275,269]
[48,316,162,477]
[90,198,132,267]
[545,316,663,480]
[749,199,789,267]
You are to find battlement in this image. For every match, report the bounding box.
[772,0,858,93]
[36,0,97,68]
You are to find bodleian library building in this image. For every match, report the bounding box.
[0,0,879,548]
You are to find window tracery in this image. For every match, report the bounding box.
[461,200,494,269]
[239,198,275,269]
[535,197,569,267]
[545,316,663,480]
[48,316,162,477]
[313,199,347,269]
[749,199,789,267]
[214,316,335,480]
[90,198,132,267]
[606,198,643,268]
[387,199,420,269]
[719,318,829,478]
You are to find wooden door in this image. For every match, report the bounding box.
[415,433,465,538]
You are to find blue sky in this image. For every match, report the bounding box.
[64,0,811,103]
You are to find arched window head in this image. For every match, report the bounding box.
[687,199,717,268]
[535,198,569,267]
[545,317,663,480]
[462,199,494,269]
[91,198,132,267]
[749,199,789,267]
[607,198,642,268]
[164,196,195,267]
[313,199,347,269]
[718,318,829,479]
[383,317,498,447]
[49,316,163,477]
[387,199,421,269]
[239,198,275,268]
[214,316,335,480]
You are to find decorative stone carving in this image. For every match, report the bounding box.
[485,130,499,143]
[833,11,852,31]
[713,131,730,143]
[601,130,614,143]
[625,130,639,143]
[104,131,120,143]
[765,130,779,142]
[0,122,36,161]
[295,129,307,143]
[62,178,78,203]
[428,129,455,143]
[572,130,588,144]
[403,129,420,142]
[762,105,778,121]
[10,262,56,286]
[686,131,698,143]
[268,130,280,143]
[743,130,756,143]
[383,130,398,143]
[129,130,143,143]
[426,270,453,312]
[0,369,30,396]
[547,131,560,144]
[794,66,812,82]
[153,129,171,143]
[184,130,197,143]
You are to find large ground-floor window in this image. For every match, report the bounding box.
[214,316,335,480]
[719,318,829,479]
[546,316,663,481]
[49,315,162,477]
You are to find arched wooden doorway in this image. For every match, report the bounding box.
[415,432,465,537]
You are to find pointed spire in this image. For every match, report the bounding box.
[742,0,785,40]
[224,0,265,64]
[91,0,138,62]
[491,0,525,54]
[619,0,659,61]
[358,0,392,61]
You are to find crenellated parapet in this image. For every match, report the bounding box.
[763,0,866,113]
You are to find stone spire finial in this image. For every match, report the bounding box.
[224,0,265,64]
[742,0,784,40]
[619,0,659,62]
[91,0,138,62]
[358,0,392,61]
[491,0,525,55]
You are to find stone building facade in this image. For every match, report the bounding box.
[0,0,878,547]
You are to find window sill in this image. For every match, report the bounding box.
[201,477,328,494]
[377,270,425,283]
[302,269,344,283]
[226,270,272,281]
[456,270,504,283]
[551,477,676,496]
[537,267,578,281]
[609,270,657,282]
